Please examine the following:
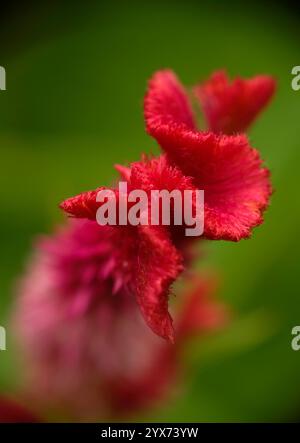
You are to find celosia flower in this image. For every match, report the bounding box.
[194,70,276,134]
[144,69,273,241]
[13,220,226,420]
[0,395,39,423]
[59,69,275,339]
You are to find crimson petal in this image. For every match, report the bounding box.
[194,70,276,134]
[144,70,272,241]
[134,225,183,341]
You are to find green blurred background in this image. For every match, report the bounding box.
[1,0,300,422]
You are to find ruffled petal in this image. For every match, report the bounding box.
[115,164,131,182]
[60,155,196,229]
[60,185,184,340]
[59,187,107,219]
[134,225,183,341]
[129,155,201,245]
[144,69,196,135]
[97,223,184,341]
[129,154,195,194]
[144,72,272,241]
[194,70,276,134]
[154,129,271,240]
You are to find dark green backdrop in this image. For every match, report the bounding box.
[0,1,300,421]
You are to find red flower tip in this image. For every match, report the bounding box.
[145,69,196,134]
[134,225,183,341]
[115,164,131,182]
[144,69,273,241]
[194,70,276,134]
[59,187,107,219]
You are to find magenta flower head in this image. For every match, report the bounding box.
[13,219,226,420]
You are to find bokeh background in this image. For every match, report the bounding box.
[0,0,300,422]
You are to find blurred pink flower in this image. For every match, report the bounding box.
[13,219,227,421]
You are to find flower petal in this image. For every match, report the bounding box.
[129,154,195,194]
[60,185,184,340]
[194,70,276,134]
[59,187,106,219]
[134,225,183,341]
[154,129,271,240]
[115,164,131,182]
[144,72,272,241]
[144,69,196,135]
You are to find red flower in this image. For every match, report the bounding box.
[144,70,273,241]
[60,155,196,224]
[59,68,275,338]
[194,70,276,134]
[59,156,199,341]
